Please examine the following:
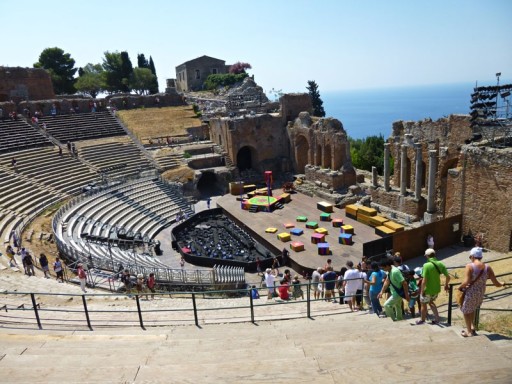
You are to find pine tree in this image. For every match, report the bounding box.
[148,56,159,94]
[306,80,326,117]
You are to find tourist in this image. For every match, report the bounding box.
[5,245,18,268]
[416,248,450,325]
[136,273,145,296]
[250,285,260,299]
[427,233,435,249]
[277,279,291,300]
[321,266,337,302]
[24,252,35,276]
[459,247,505,337]
[39,253,50,278]
[77,263,87,293]
[121,269,132,295]
[54,257,64,282]
[378,258,410,321]
[365,262,385,316]
[343,261,361,311]
[311,267,322,300]
[336,267,347,305]
[264,268,276,299]
[292,275,304,299]
[146,272,156,300]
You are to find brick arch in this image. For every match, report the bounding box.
[294,134,310,173]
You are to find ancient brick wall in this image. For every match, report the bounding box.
[389,115,472,216]
[0,67,55,102]
[445,145,512,253]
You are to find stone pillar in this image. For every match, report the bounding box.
[414,143,422,201]
[400,144,407,196]
[427,150,437,213]
[372,166,378,187]
[384,143,390,191]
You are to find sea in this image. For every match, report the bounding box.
[322,82,474,140]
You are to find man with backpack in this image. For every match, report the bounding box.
[378,258,410,321]
[416,248,450,325]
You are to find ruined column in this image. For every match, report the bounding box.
[400,144,407,196]
[427,150,437,213]
[384,143,390,191]
[414,143,422,200]
[372,166,378,187]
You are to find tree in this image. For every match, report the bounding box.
[34,47,77,94]
[148,56,159,94]
[75,63,106,98]
[349,135,386,173]
[306,80,326,117]
[130,67,156,95]
[229,61,252,74]
[120,51,134,93]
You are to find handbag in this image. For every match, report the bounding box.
[456,267,485,307]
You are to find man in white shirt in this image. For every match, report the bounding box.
[343,261,362,311]
[264,268,276,299]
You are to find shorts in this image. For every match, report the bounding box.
[420,294,438,304]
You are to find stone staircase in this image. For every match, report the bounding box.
[1,263,512,383]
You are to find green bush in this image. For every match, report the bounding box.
[203,73,248,90]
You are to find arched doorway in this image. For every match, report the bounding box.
[237,146,253,172]
[197,171,219,195]
[295,135,309,173]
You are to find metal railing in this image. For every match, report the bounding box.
[446,271,512,328]
[0,279,365,331]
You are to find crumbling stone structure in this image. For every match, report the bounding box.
[444,144,512,253]
[0,67,55,102]
[372,115,473,220]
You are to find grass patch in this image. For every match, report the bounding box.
[117,106,202,139]
[479,313,512,337]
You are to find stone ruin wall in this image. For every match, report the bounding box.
[209,113,291,174]
[288,113,356,190]
[372,115,473,218]
[0,67,55,102]
[444,145,512,253]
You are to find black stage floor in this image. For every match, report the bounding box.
[216,190,381,273]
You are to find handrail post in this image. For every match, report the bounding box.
[192,293,199,327]
[447,284,453,326]
[249,289,254,323]
[307,280,311,319]
[475,307,480,331]
[30,293,42,330]
[135,295,145,330]
[82,294,93,331]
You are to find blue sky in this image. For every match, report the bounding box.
[1,0,511,94]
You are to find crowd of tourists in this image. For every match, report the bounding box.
[261,246,506,334]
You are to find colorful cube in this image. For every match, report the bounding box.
[315,227,329,235]
[306,221,318,229]
[290,241,305,252]
[311,233,326,244]
[317,201,334,213]
[296,216,308,222]
[320,212,331,222]
[277,233,291,242]
[290,228,304,236]
[339,233,353,245]
[317,243,330,255]
[332,219,344,227]
[341,225,354,235]
[265,227,278,233]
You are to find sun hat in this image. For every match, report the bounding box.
[425,248,436,257]
[470,247,483,259]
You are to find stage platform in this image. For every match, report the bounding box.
[216,190,381,273]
